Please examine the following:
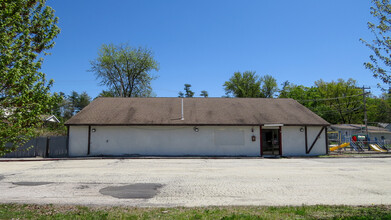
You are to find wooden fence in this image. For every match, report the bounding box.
[2,136,67,158]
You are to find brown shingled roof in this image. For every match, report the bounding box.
[65,97,329,126]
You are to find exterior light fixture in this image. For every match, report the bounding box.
[193,127,199,132]
[300,127,304,132]
[92,128,96,132]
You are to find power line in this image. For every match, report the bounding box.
[307,105,363,114]
[297,93,366,102]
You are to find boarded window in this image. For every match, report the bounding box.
[214,129,244,146]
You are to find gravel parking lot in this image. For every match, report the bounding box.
[0,158,390,207]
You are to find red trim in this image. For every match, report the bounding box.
[260,126,263,156]
[279,126,282,156]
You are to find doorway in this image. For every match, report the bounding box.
[262,129,281,156]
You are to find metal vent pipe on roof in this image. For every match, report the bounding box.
[181,98,184,120]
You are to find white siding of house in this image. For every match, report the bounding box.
[69,126,89,156]
[68,125,328,157]
[88,126,260,156]
[281,126,327,156]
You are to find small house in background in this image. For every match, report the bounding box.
[330,124,391,143]
[378,123,391,132]
[40,115,60,123]
[65,97,330,157]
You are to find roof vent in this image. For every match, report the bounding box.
[181,98,184,120]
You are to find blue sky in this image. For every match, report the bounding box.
[42,0,385,98]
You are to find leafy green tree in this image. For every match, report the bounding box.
[184,84,194,97]
[279,79,364,124]
[260,75,278,98]
[75,92,91,112]
[315,79,362,124]
[62,91,91,120]
[178,84,196,97]
[360,0,391,86]
[223,71,261,97]
[90,43,159,97]
[98,90,115,97]
[0,0,60,155]
[200,90,208,97]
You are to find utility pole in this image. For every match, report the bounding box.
[361,86,371,138]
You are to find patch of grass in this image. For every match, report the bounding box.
[0,204,390,219]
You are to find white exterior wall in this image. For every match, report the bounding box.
[68,125,328,157]
[88,126,260,156]
[281,126,327,156]
[68,126,89,156]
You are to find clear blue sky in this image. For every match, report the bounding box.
[42,0,386,98]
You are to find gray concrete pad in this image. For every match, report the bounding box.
[0,158,390,207]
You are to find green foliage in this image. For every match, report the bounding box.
[1,204,391,219]
[260,75,278,98]
[178,91,184,98]
[200,90,208,97]
[184,84,194,97]
[223,71,262,97]
[0,0,60,155]
[97,90,115,97]
[56,91,91,120]
[223,71,278,98]
[279,78,391,124]
[314,79,362,124]
[178,84,195,97]
[90,43,159,97]
[361,0,391,86]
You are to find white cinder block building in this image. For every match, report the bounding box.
[65,98,330,157]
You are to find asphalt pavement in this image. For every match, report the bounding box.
[0,158,390,207]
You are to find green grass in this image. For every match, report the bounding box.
[0,204,390,219]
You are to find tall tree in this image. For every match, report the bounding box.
[184,84,194,97]
[279,79,364,124]
[200,90,208,97]
[260,75,278,98]
[0,0,60,155]
[361,0,391,86]
[97,90,115,98]
[223,71,261,97]
[315,79,362,124]
[62,91,91,120]
[90,43,159,97]
[75,92,91,112]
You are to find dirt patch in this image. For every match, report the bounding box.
[0,175,4,181]
[12,182,53,186]
[99,183,163,199]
